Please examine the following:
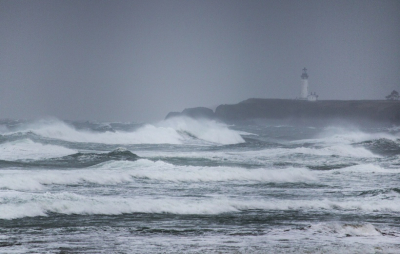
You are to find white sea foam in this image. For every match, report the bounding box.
[317,127,399,144]
[336,164,399,174]
[0,159,316,191]
[137,143,377,169]
[94,159,317,183]
[228,198,400,213]
[2,191,400,220]
[0,139,76,161]
[0,192,241,219]
[329,223,382,236]
[263,222,393,253]
[24,120,183,144]
[0,168,134,191]
[158,117,245,144]
[252,145,377,158]
[8,118,244,145]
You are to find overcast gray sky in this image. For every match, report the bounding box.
[1,0,399,122]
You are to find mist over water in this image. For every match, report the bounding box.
[1,1,400,121]
[0,117,399,253]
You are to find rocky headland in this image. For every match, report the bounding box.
[167,99,400,126]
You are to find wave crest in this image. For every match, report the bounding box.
[0,139,76,161]
[3,118,244,145]
[0,159,316,191]
[2,192,400,220]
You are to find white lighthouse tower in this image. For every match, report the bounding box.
[300,67,309,99]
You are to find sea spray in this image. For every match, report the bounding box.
[2,117,244,145]
[159,116,245,144]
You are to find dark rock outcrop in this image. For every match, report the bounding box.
[165,107,215,120]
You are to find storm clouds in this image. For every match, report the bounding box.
[1,0,399,122]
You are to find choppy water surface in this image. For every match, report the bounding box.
[1,118,399,253]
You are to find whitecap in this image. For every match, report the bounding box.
[0,159,316,191]
[6,117,244,145]
[0,139,76,161]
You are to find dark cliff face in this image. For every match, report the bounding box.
[215,99,400,125]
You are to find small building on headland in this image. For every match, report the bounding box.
[298,68,318,101]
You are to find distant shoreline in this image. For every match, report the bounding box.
[167,98,400,126]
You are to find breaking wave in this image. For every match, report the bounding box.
[357,138,400,156]
[0,139,76,161]
[0,141,139,167]
[0,159,316,191]
[2,118,244,145]
[2,191,400,220]
[334,164,400,174]
[97,159,316,182]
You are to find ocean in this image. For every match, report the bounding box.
[0,117,399,253]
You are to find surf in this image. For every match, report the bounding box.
[1,118,245,145]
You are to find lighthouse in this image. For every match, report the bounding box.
[299,68,318,101]
[300,67,309,99]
